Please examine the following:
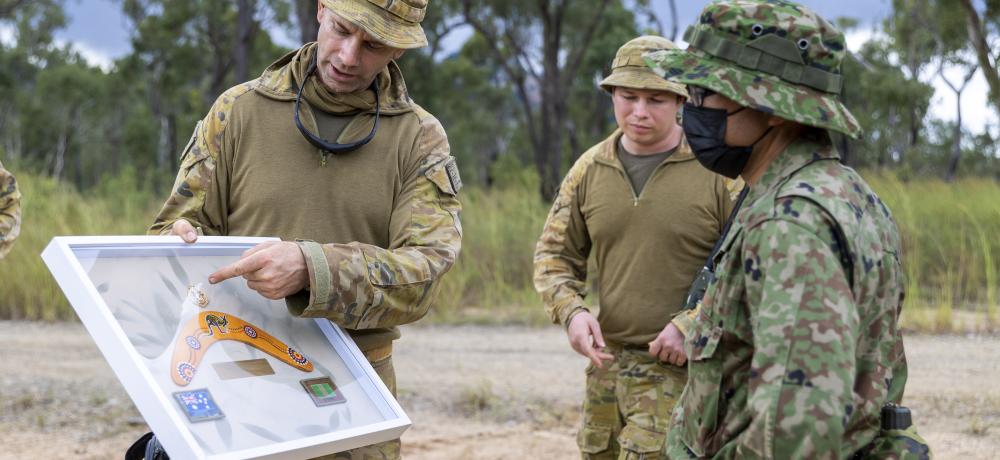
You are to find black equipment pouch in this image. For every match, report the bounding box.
[125,432,170,460]
[853,404,931,460]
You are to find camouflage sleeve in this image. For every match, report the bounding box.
[729,198,856,458]
[670,308,699,336]
[286,115,462,330]
[147,86,249,235]
[0,162,21,258]
[533,152,597,327]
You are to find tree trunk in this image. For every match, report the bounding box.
[958,0,1000,119]
[946,93,962,182]
[52,129,67,180]
[939,62,977,182]
[668,0,679,42]
[538,8,564,201]
[234,0,257,83]
[297,0,320,44]
[206,11,230,109]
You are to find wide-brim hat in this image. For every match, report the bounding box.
[643,0,862,139]
[322,0,428,49]
[599,35,688,98]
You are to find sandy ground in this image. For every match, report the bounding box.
[1,321,997,459]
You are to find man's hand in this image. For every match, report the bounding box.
[567,311,614,369]
[209,241,309,299]
[170,219,199,243]
[649,322,687,366]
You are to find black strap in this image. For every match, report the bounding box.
[705,186,750,272]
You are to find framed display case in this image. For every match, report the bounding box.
[41,236,410,460]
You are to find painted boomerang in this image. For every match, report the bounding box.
[170,310,314,386]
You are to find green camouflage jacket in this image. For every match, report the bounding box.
[148,45,462,350]
[666,132,908,459]
[0,161,20,258]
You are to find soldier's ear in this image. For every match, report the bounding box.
[316,0,324,23]
[393,49,405,60]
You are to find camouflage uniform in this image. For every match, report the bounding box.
[0,160,20,259]
[644,1,928,458]
[535,36,737,460]
[149,1,458,459]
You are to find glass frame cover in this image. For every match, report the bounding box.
[42,236,410,460]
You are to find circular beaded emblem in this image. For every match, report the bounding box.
[288,347,308,365]
[177,362,196,383]
[185,336,201,350]
[243,326,258,339]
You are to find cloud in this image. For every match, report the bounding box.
[56,39,116,71]
[0,24,14,47]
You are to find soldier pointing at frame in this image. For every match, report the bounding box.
[148,1,461,458]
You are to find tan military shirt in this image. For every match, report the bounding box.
[534,130,738,345]
[149,44,462,352]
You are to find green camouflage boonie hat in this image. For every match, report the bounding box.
[643,0,862,138]
[600,36,688,98]
[321,0,428,49]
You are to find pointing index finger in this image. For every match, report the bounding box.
[209,253,266,284]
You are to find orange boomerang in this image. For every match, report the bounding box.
[170,311,314,386]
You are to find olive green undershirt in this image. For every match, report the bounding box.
[313,107,352,141]
[616,140,677,195]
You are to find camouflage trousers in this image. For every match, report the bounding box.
[314,353,400,460]
[578,345,687,460]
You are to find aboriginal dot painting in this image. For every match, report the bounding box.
[171,311,314,386]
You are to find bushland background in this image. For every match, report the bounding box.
[2,0,1000,458]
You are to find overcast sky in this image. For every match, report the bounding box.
[52,0,997,136]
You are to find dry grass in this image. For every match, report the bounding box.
[5,170,1000,333]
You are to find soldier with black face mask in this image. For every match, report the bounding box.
[646,1,929,458]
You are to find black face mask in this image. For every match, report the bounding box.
[682,103,770,179]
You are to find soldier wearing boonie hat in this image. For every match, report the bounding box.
[146,1,461,459]
[644,1,929,459]
[534,35,741,459]
[320,0,428,49]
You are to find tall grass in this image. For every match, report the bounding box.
[432,182,552,325]
[868,172,1000,332]
[3,169,1000,332]
[0,170,159,320]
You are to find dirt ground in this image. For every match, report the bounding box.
[1,321,997,459]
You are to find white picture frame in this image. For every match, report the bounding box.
[41,236,410,460]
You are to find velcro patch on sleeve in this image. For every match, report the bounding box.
[425,157,462,196]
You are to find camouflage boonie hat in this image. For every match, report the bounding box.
[600,36,688,98]
[643,0,862,138]
[321,0,428,49]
